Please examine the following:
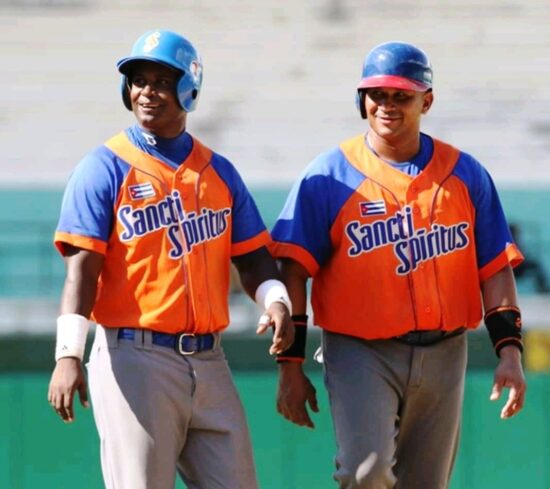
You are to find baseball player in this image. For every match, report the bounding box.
[47,29,294,489]
[271,41,526,488]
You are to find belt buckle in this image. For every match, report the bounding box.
[177,333,197,356]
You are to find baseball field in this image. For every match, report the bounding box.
[2,1,550,486]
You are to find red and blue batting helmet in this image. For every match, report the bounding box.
[356,41,432,118]
[117,29,203,112]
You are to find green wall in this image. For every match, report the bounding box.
[0,187,548,487]
[0,187,549,297]
[0,370,548,489]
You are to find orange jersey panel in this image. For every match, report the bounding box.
[55,131,270,334]
[271,134,523,340]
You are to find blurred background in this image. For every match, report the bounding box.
[1,0,550,487]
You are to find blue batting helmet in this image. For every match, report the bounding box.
[356,41,432,118]
[117,29,203,112]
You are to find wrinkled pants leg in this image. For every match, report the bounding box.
[322,331,467,489]
[87,326,193,489]
[323,332,401,489]
[176,350,258,489]
[394,334,467,489]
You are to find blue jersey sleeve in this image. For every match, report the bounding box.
[210,153,267,243]
[272,148,363,268]
[453,152,515,268]
[56,146,130,242]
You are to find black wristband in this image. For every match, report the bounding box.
[276,314,308,363]
[484,306,523,357]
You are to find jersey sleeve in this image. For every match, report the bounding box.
[454,153,524,281]
[210,153,270,256]
[54,146,129,255]
[271,150,351,276]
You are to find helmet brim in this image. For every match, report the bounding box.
[357,75,430,92]
[116,56,182,76]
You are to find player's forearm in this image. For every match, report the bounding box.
[60,247,104,317]
[481,265,523,356]
[280,258,309,314]
[233,247,281,300]
[275,258,310,363]
[481,265,518,310]
[59,277,99,317]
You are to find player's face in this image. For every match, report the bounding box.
[364,87,433,142]
[128,61,187,138]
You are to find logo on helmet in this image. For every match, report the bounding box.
[189,60,202,82]
[143,32,161,53]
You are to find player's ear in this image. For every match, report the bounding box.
[421,90,434,114]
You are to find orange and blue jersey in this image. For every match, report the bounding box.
[271,133,524,340]
[54,124,270,334]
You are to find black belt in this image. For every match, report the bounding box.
[117,328,216,355]
[393,327,466,346]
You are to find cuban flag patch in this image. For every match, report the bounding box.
[129,182,156,200]
[360,200,386,216]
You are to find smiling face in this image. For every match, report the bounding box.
[364,87,433,144]
[127,61,187,138]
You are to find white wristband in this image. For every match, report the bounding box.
[55,314,90,361]
[255,279,292,315]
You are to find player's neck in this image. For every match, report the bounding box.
[366,131,421,163]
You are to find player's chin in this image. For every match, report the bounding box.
[374,117,401,130]
[371,125,397,139]
[135,112,165,130]
[374,120,406,138]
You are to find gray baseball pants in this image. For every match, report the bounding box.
[86,325,258,489]
[321,330,468,489]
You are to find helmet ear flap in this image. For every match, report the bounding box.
[121,76,132,111]
[175,62,202,112]
[356,90,367,119]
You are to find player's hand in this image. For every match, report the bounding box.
[277,362,319,428]
[256,301,294,355]
[490,345,526,419]
[48,357,89,423]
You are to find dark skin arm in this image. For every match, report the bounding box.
[49,245,293,419]
[232,247,294,355]
[481,264,527,419]
[276,258,319,428]
[47,245,104,423]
